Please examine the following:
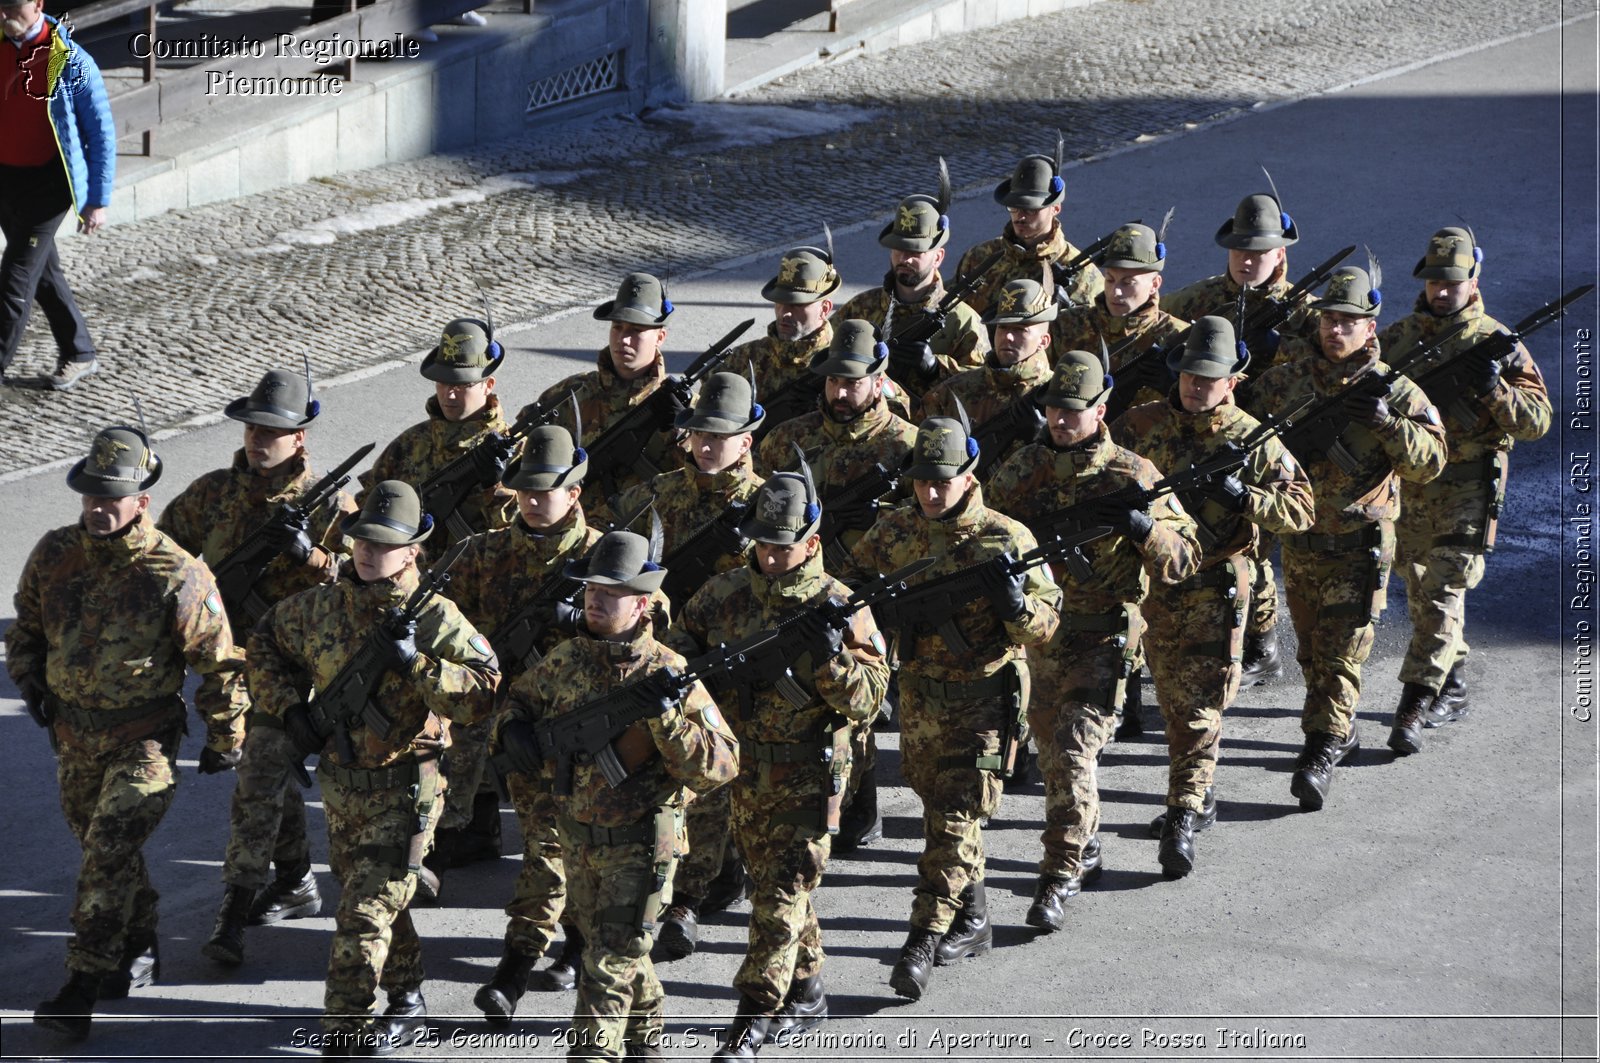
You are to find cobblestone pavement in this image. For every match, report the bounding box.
[0,0,1573,473]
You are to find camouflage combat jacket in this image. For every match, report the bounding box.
[987,427,1200,614]
[613,456,763,569]
[158,448,355,626]
[1248,340,1446,533]
[1377,292,1551,462]
[852,483,1061,680]
[1162,261,1318,378]
[1112,395,1313,566]
[536,348,682,504]
[366,395,519,545]
[919,348,1054,469]
[1052,294,1189,409]
[724,321,833,412]
[8,516,249,756]
[247,565,500,769]
[833,274,990,398]
[955,221,1105,314]
[504,616,738,827]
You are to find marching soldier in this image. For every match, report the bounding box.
[679,467,891,1057]
[1379,228,1550,753]
[954,145,1105,314]
[1247,269,1445,810]
[11,427,249,1039]
[495,530,739,1061]
[755,320,917,849]
[987,352,1198,926]
[1111,319,1313,876]
[853,403,1061,1000]
[157,369,357,968]
[724,243,841,434]
[247,481,500,1054]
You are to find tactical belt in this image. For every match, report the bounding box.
[1283,525,1382,554]
[51,695,181,734]
[900,671,1012,702]
[1180,562,1244,591]
[1056,609,1128,633]
[1437,456,1494,483]
[742,738,829,764]
[319,758,424,792]
[248,711,284,731]
[558,814,655,847]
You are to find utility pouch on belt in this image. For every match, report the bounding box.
[639,806,680,934]
[995,659,1029,779]
[1059,606,1139,710]
[1433,453,1506,555]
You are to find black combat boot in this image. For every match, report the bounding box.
[1426,664,1469,726]
[1158,808,1198,880]
[1025,836,1101,931]
[654,899,700,961]
[833,766,882,852]
[934,882,991,965]
[98,930,159,999]
[767,973,827,1043]
[530,927,583,991]
[203,885,257,967]
[888,928,940,1001]
[1148,786,1217,837]
[249,864,321,925]
[1238,627,1283,687]
[460,789,505,865]
[372,987,427,1055]
[1290,730,1360,812]
[700,846,749,915]
[711,994,774,1060]
[1114,671,1145,740]
[1388,683,1435,755]
[34,971,99,1039]
[474,944,538,1026]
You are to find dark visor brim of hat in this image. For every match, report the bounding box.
[65,458,162,497]
[223,396,315,429]
[593,300,670,326]
[418,348,506,383]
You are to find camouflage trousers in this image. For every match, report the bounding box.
[56,731,178,975]
[1144,558,1250,810]
[1283,521,1394,738]
[560,812,683,1061]
[1248,535,1280,635]
[675,784,731,902]
[439,716,494,833]
[1030,609,1142,878]
[898,669,1013,933]
[728,766,835,1010]
[222,722,309,889]
[1396,468,1493,691]
[503,770,568,959]
[319,761,443,1034]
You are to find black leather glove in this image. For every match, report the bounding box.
[470,432,517,489]
[1011,401,1047,444]
[17,672,51,728]
[640,671,685,718]
[1342,380,1392,428]
[793,607,846,664]
[198,745,242,775]
[1244,325,1282,364]
[1083,496,1154,543]
[887,339,939,383]
[553,596,584,635]
[284,704,325,757]
[499,717,543,775]
[381,615,420,671]
[649,375,694,429]
[977,554,1029,622]
[1463,354,1502,396]
[1208,473,1250,513]
[835,501,881,533]
[262,517,315,565]
[1133,354,1172,393]
[1050,260,1078,300]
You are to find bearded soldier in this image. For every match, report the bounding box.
[158,369,357,968]
[724,244,841,432]
[1247,269,1445,810]
[12,427,248,1040]
[853,404,1061,1000]
[987,352,1198,927]
[1111,319,1313,876]
[247,481,500,1054]
[1378,228,1550,753]
[678,468,890,1058]
[495,531,739,1061]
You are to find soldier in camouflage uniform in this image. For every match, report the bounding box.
[755,320,917,850]
[452,428,604,1021]
[853,404,1061,1000]
[1247,270,1446,811]
[833,169,989,405]
[247,481,500,1053]
[954,147,1105,315]
[613,371,764,958]
[10,427,249,1040]
[1111,318,1313,876]
[1379,228,1551,754]
[1162,188,1321,691]
[495,531,739,1061]
[677,467,890,1057]
[159,370,357,969]
[987,352,1199,927]
[725,244,841,435]
[536,273,689,513]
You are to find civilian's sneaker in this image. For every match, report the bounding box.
[49,358,98,391]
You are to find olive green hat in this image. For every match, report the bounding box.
[420,318,505,383]
[1215,173,1298,250]
[1413,226,1482,281]
[676,368,765,435]
[1101,211,1174,272]
[594,272,674,326]
[906,395,980,480]
[67,425,163,497]
[1313,266,1383,318]
[504,425,586,491]
[993,146,1065,210]
[760,244,841,305]
[981,277,1058,326]
[1041,350,1114,410]
[879,158,953,253]
[1167,315,1250,378]
[563,527,667,594]
[341,480,433,545]
[740,448,822,545]
[810,318,889,379]
[225,367,320,429]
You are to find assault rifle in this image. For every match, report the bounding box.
[752,372,824,444]
[1050,223,1126,307]
[585,318,755,492]
[888,249,1004,349]
[973,384,1049,478]
[420,390,571,545]
[211,441,375,626]
[659,499,751,607]
[816,459,908,571]
[488,567,584,675]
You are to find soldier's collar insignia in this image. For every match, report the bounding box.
[93,437,130,470]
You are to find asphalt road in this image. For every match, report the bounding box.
[1,15,1596,1063]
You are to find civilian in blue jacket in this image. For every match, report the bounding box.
[1,0,114,391]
